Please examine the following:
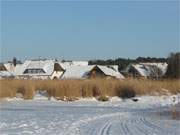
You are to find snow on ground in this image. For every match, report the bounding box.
[0,95,180,135]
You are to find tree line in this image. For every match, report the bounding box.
[89,57,167,71]
[89,52,180,79]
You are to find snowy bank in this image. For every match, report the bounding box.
[1,94,180,109]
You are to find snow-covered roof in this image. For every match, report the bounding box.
[108,65,119,72]
[62,65,94,79]
[72,61,88,66]
[127,63,168,77]
[139,63,168,75]
[13,63,27,76]
[58,62,72,70]
[132,64,150,77]
[0,71,14,78]
[4,63,14,72]
[62,65,124,79]
[14,60,55,76]
[59,61,88,70]
[96,65,124,79]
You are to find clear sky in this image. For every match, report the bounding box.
[1,0,179,61]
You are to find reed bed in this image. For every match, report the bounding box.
[0,79,179,99]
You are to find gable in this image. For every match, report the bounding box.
[88,66,106,78]
[0,64,7,71]
[54,63,65,72]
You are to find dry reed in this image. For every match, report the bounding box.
[0,79,179,99]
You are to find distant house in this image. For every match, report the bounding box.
[124,63,167,79]
[0,63,14,79]
[61,65,124,79]
[88,65,124,79]
[14,60,65,79]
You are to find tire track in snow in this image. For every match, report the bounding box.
[98,121,112,135]
[119,116,153,135]
[140,117,166,133]
[121,122,132,135]
[133,124,149,135]
[65,112,122,135]
[133,116,155,135]
[65,112,173,135]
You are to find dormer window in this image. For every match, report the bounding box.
[23,68,45,74]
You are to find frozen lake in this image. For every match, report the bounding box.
[0,96,180,135]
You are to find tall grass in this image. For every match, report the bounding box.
[0,79,179,99]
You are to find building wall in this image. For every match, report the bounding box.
[88,67,106,79]
[51,71,64,79]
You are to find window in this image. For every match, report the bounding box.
[23,69,45,74]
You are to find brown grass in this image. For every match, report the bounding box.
[0,79,179,99]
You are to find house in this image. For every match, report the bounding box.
[88,65,124,79]
[124,63,168,79]
[0,63,14,79]
[13,60,65,79]
[61,65,124,79]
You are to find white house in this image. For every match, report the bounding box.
[13,60,65,79]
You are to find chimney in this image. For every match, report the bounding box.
[13,57,17,67]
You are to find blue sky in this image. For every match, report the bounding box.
[1,1,179,61]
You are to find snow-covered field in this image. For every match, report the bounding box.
[0,95,180,135]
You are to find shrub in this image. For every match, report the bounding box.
[116,85,136,99]
[16,86,25,96]
[97,96,109,102]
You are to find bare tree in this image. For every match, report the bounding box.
[166,52,180,79]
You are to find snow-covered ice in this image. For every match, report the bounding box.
[0,95,180,135]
